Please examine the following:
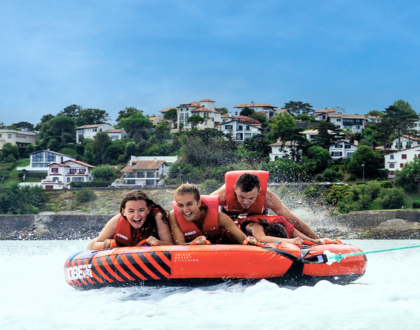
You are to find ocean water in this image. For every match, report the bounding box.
[1,240,420,330]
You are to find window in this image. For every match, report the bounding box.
[32,153,43,162]
[335,143,343,148]
[147,171,154,178]
[72,177,84,182]
[51,168,58,173]
[78,169,86,174]
[225,125,233,130]
[331,152,342,157]
[345,144,351,149]
[204,113,209,119]
[402,154,407,159]
[136,171,144,178]
[390,171,395,175]
[236,133,243,140]
[8,134,12,138]
[53,177,59,182]
[406,143,411,148]
[146,180,155,186]
[238,126,243,131]
[390,154,394,159]
[389,163,395,168]
[337,119,341,122]
[67,177,70,183]
[400,163,404,168]
[93,128,97,132]
[180,114,184,119]
[45,152,56,162]
[246,126,250,131]
[0,134,2,137]
[347,152,353,157]
[110,135,119,140]
[69,169,76,174]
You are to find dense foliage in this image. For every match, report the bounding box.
[0,184,46,214]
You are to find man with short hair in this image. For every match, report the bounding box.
[210,171,319,239]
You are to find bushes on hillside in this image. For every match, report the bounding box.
[75,188,97,203]
[0,184,45,214]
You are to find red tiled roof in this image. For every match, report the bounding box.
[48,162,70,167]
[234,103,277,109]
[159,107,176,113]
[105,129,123,133]
[148,117,159,121]
[63,159,95,168]
[123,160,166,172]
[76,124,108,129]
[314,109,337,113]
[200,99,215,102]
[232,116,261,124]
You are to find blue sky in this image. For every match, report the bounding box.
[1,0,419,125]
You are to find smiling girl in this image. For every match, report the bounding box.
[169,183,257,245]
[86,190,173,250]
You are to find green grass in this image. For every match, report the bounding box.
[403,196,410,208]
[407,192,420,203]
[59,148,77,158]
[367,200,382,210]
[1,158,30,185]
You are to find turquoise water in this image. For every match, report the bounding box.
[1,240,420,330]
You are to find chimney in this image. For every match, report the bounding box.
[251,101,254,106]
[154,158,157,162]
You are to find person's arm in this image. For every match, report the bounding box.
[218,211,257,244]
[210,184,227,206]
[168,211,206,245]
[265,190,319,239]
[92,214,120,250]
[292,229,325,244]
[246,222,303,245]
[147,212,174,246]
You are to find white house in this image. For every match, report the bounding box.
[234,102,278,119]
[177,99,222,131]
[390,135,420,150]
[41,159,95,190]
[219,118,262,142]
[329,114,366,133]
[313,109,337,121]
[384,147,420,179]
[105,128,126,141]
[269,140,301,161]
[0,129,36,149]
[301,129,344,142]
[17,150,75,173]
[129,156,178,166]
[121,160,170,186]
[76,124,114,143]
[329,140,358,160]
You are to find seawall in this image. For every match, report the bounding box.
[2,210,420,240]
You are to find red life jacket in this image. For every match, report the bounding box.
[113,208,160,246]
[224,170,269,214]
[172,195,221,242]
[239,214,295,238]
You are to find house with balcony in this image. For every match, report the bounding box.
[0,129,36,150]
[269,140,301,161]
[17,150,75,174]
[105,128,126,141]
[41,159,95,189]
[390,135,420,150]
[177,99,222,131]
[329,114,366,133]
[76,124,114,143]
[121,160,169,186]
[234,102,278,119]
[219,117,262,142]
[329,140,358,160]
[384,147,420,179]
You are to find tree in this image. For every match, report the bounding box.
[217,107,229,115]
[120,112,153,140]
[395,156,420,192]
[381,100,417,150]
[249,112,267,124]
[58,104,82,119]
[163,108,178,128]
[187,114,205,128]
[35,114,55,131]
[11,121,34,131]
[240,107,255,117]
[283,101,313,116]
[346,145,384,178]
[313,121,341,149]
[268,112,296,141]
[155,122,170,141]
[366,110,384,117]
[49,116,76,145]
[2,143,19,159]
[116,107,143,124]
[304,145,331,174]
[76,108,111,126]
[92,165,116,181]
[92,132,112,164]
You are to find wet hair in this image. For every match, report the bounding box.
[264,223,288,238]
[120,190,168,223]
[174,183,207,212]
[235,173,261,192]
[175,183,200,202]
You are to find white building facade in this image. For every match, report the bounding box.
[121,160,169,186]
[269,140,301,161]
[177,99,222,131]
[76,124,114,143]
[0,129,36,149]
[234,103,278,119]
[18,150,75,173]
[384,147,420,179]
[219,120,261,141]
[41,160,95,189]
[390,135,420,151]
[329,141,358,160]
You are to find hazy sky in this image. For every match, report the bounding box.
[1,0,419,125]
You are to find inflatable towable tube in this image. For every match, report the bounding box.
[64,242,367,290]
